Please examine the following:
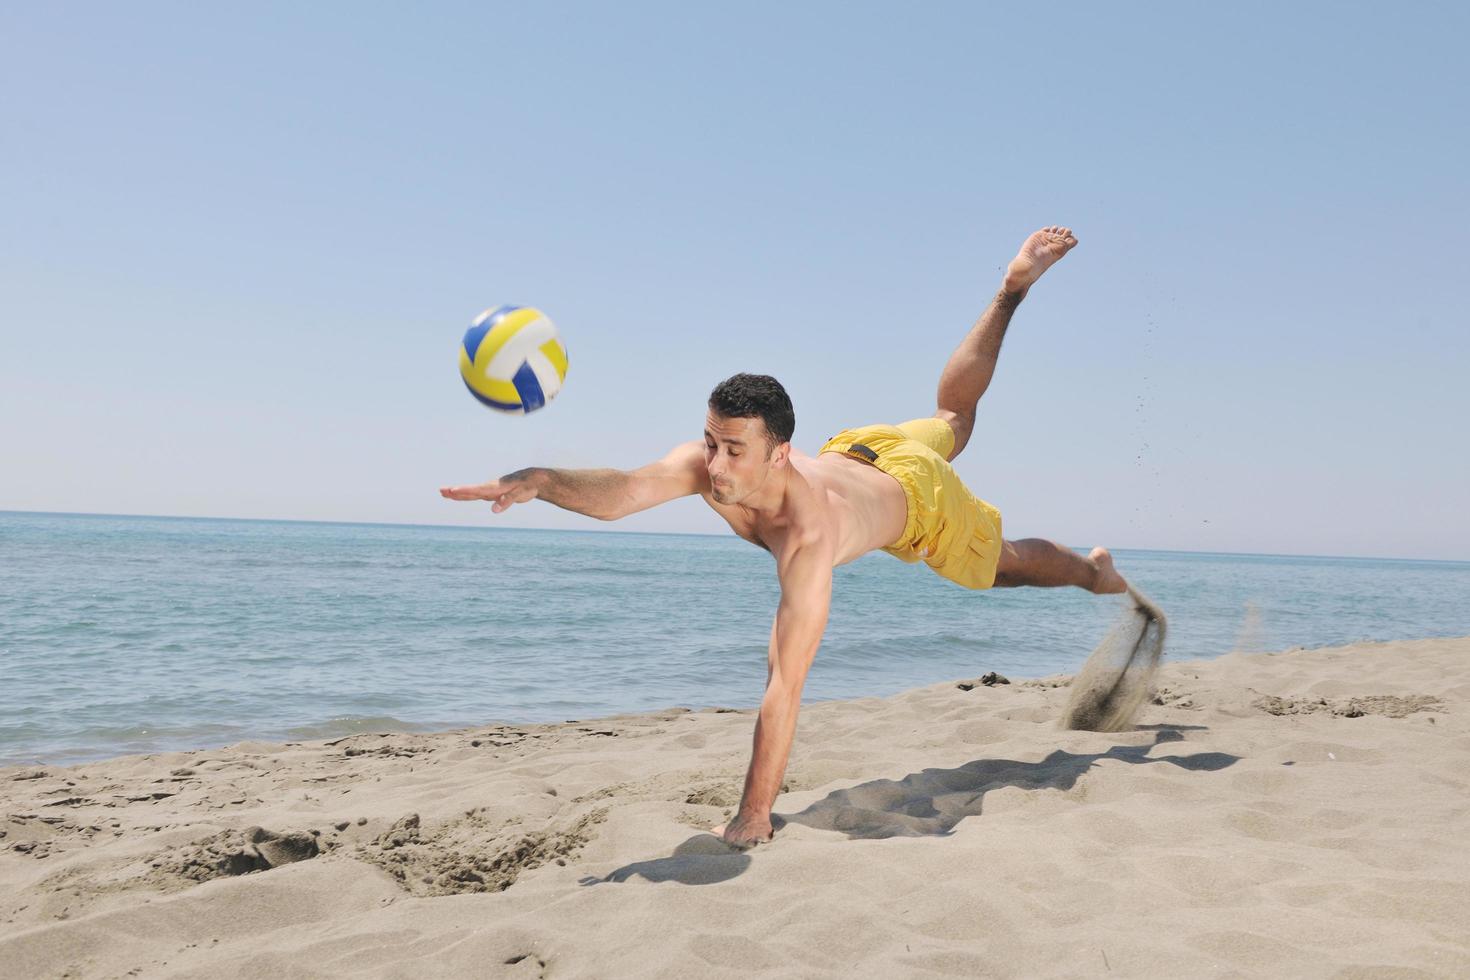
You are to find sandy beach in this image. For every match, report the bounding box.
[2,635,1466,979]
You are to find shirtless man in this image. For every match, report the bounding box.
[441,226,1126,848]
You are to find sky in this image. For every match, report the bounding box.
[2,2,1467,560]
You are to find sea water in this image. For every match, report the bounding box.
[2,512,1467,766]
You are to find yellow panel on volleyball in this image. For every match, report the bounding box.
[538,337,569,377]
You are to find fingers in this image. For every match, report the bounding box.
[711,827,752,850]
[709,823,768,849]
[440,484,494,501]
[439,481,504,501]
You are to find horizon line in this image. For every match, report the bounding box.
[4,508,1468,566]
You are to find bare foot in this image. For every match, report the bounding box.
[1088,546,1127,595]
[1003,226,1078,293]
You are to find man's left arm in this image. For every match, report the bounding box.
[717,538,833,847]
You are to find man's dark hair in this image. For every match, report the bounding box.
[708,373,795,452]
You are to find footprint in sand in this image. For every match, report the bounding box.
[355,808,607,896]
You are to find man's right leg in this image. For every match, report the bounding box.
[934,226,1078,461]
[994,538,1127,594]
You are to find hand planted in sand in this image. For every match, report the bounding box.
[711,813,774,849]
[439,470,541,512]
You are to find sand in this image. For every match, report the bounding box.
[2,635,1467,979]
[1061,586,1168,733]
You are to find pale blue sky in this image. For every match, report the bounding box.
[3,2,1466,559]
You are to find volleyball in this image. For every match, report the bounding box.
[458,305,569,414]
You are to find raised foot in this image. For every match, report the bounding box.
[1088,546,1128,595]
[1003,226,1078,294]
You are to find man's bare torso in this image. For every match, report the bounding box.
[701,450,908,566]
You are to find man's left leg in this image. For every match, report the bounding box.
[994,538,1127,594]
[927,227,1124,597]
[934,226,1078,462]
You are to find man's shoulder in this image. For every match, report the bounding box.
[662,439,708,471]
[642,441,710,491]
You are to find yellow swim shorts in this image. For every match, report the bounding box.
[819,418,1004,590]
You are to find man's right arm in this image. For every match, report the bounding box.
[439,441,707,521]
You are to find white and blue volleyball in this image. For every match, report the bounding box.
[458,305,569,414]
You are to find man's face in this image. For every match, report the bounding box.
[704,412,786,505]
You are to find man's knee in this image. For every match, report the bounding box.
[991,570,1021,588]
[991,538,1019,586]
[934,410,973,461]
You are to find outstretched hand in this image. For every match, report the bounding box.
[439,471,540,513]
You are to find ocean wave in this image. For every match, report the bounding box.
[280,715,442,740]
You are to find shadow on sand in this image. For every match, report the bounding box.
[580,727,1234,886]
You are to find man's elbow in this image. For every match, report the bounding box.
[592,490,631,521]
[761,676,806,712]
[595,498,634,521]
